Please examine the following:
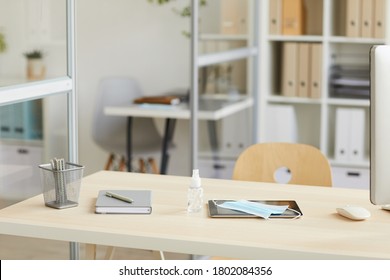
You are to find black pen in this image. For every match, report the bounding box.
[105,191,133,203]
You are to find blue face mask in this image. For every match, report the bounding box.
[217,200,289,219]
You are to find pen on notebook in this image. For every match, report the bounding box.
[105,191,133,203]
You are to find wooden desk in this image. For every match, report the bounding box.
[104,96,253,173]
[0,170,389,260]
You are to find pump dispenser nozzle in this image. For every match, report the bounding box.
[190,169,201,188]
[187,169,203,213]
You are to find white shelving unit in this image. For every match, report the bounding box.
[258,0,390,188]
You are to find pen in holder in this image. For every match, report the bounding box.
[51,158,67,205]
[39,159,84,209]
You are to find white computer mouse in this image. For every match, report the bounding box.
[336,205,371,221]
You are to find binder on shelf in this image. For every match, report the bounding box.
[24,100,43,140]
[297,43,310,98]
[335,108,366,162]
[281,42,298,97]
[14,103,25,139]
[269,0,282,35]
[310,43,322,99]
[374,0,385,38]
[361,0,374,38]
[282,0,305,35]
[346,0,362,37]
[265,104,297,143]
[349,108,365,161]
[220,0,247,35]
[335,108,351,162]
[0,105,13,139]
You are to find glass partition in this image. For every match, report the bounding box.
[0,0,67,87]
[0,0,73,208]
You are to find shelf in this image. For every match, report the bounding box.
[268,35,386,45]
[327,98,370,107]
[268,35,323,42]
[197,47,258,67]
[0,77,73,105]
[0,139,43,147]
[329,159,370,169]
[200,34,248,41]
[329,36,386,44]
[267,95,322,105]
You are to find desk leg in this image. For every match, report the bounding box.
[207,120,219,159]
[70,241,80,260]
[208,120,223,177]
[127,117,133,172]
[160,118,176,174]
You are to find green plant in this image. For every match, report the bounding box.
[0,32,6,53]
[148,0,207,37]
[23,49,44,59]
[148,0,207,17]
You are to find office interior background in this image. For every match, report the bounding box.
[1,0,388,207]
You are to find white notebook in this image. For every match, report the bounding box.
[95,190,152,214]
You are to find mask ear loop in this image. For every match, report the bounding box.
[286,207,302,219]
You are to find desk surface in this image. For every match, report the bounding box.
[0,171,389,259]
[104,96,253,120]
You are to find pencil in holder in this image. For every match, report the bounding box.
[39,161,84,209]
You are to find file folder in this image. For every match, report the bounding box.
[282,42,298,97]
[220,0,247,35]
[346,0,361,37]
[0,105,12,139]
[335,108,366,162]
[298,43,310,98]
[349,108,365,161]
[269,0,282,35]
[265,104,297,142]
[310,43,323,99]
[282,0,305,35]
[335,108,350,162]
[361,0,374,38]
[374,0,385,38]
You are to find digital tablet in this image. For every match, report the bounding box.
[208,200,303,219]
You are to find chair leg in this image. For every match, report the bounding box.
[104,246,116,260]
[105,154,115,170]
[152,250,166,260]
[148,158,159,174]
[139,158,146,173]
[85,244,97,260]
[119,156,127,172]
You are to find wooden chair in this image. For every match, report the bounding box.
[232,142,332,187]
[211,143,332,260]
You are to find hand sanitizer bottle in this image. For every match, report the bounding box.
[187,169,203,213]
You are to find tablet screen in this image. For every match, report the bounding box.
[208,200,303,219]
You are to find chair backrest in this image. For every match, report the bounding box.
[92,77,162,156]
[232,143,332,187]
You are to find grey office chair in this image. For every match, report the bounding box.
[92,77,164,173]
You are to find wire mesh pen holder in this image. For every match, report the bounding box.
[39,162,84,209]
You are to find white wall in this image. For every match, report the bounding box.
[76,0,192,176]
